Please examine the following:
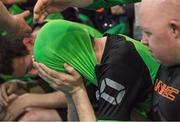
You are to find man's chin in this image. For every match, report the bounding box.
[155,59,175,67]
[150,53,159,62]
[152,56,163,65]
[154,58,161,63]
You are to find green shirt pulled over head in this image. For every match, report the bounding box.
[34,20,102,86]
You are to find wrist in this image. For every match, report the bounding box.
[64,84,85,97]
[71,83,86,94]
[64,86,87,107]
[72,86,86,99]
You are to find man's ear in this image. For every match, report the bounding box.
[169,20,180,39]
[23,37,34,50]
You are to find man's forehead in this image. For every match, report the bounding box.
[140,0,180,15]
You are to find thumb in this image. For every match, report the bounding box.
[19,10,30,18]
[7,85,15,95]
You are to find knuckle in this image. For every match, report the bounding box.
[75,74,81,80]
[55,82,61,86]
[62,78,67,82]
[68,68,74,73]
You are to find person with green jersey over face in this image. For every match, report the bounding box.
[0,19,102,121]
[34,20,160,121]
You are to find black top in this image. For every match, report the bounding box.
[152,65,180,121]
[95,34,153,121]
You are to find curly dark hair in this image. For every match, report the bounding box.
[0,35,29,75]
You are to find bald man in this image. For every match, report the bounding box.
[139,0,180,120]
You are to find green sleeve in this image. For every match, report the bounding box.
[86,0,141,9]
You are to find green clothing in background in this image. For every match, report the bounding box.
[34,20,102,86]
[0,2,63,36]
[105,17,129,35]
[87,0,141,9]
[0,74,32,82]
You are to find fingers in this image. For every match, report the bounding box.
[0,91,8,106]
[33,0,49,23]
[7,83,16,95]
[37,65,67,90]
[17,10,32,34]
[11,11,32,37]
[19,10,30,18]
[35,62,75,82]
[33,62,84,94]
[64,63,80,78]
[0,82,18,105]
[34,62,59,84]
[34,62,58,79]
[34,0,48,16]
[38,63,61,78]
[33,0,65,23]
[8,94,18,103]
[35,6,59,23]
[37,11,49,24]
[34,62,80,87]
[34,62,70,87]
[1,85,9,106]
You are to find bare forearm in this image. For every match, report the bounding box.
[66,95,79,121]
[0,1,17,33]
[71,87,96,121]
[25,92,67,109]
